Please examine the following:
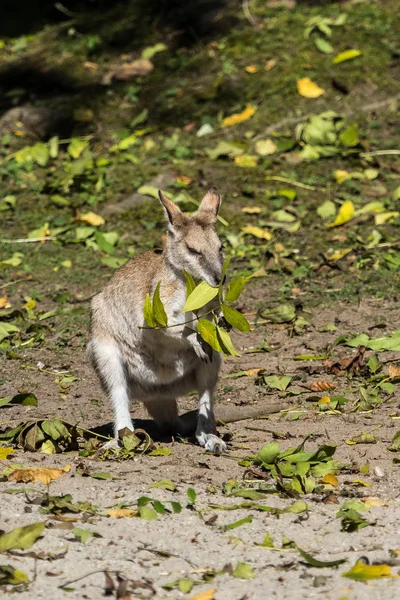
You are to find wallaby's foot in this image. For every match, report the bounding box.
[100,437,120,451]
[196,432,227,454]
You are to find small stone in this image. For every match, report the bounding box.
[374,466,384,478]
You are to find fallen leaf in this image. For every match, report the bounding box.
[329,200,355,227]
[265,59,277,71]
[322,473,339,487]
[221,105,256,128]
[234,154,259,167]
[0,448,15,459]
[189,590,216,600]
[107,508,137,518]
[255,139,277,155]
[308,380,336,392]
[8,465,71,485]
[388,365,400,379]
[232,562,254,579]
[103,59,153,84]
[77,212,105,227]
[297,77,325,98]
[0,296,7,308]
[245,65,258,73]
[0,522,45,552]
[333,49,361,64]
[342,561,392,581]
[0,565,29,585]
[241,225,272,240]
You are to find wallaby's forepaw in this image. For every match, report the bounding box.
[101,437,121,451]
[197,432,227,454]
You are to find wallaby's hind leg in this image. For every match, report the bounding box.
[195,354,227,454]
[88,339,133,438]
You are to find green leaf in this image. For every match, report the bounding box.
[255,442,280,465]
[317,200,336,220]
[187,487,197,504]
[72,527,94,543]
[333,49,361,64]
[0,323,19,343]
[88,472,113,480]
[217,325,240,357]
[148,446,172,456]
[221,304,250,332]
[152,282,168,327]
[264,375,292,391]
[0,252,24,269]
[348,432,376,444]
[178,578,195,593]
[67,138,89,159]
[314,37,333,54]
[259,304,296,323]
[31,143,49,166]
[233,562,254,579]
[224,275,247,303]
[283,501,308,514]
[345,333,369,347]
[139,506,158,520]
[222,515,253,531]
[184,271,196,298]
[259,532,275,548]
[388,431,400,452]
[149,479,176,491]
[183,281,219,312]
[0,565,29,585]
[0,393,37,408]
[297,546,346,568]
[48,136,59,158]
[197,319,223,353]
[342,561,392,581]
[41,418,71,441]
[143,293,157,328]
[0,522,45,552]
[339,124,359,147]
[141,42,167,60]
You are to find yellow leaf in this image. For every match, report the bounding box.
[107,508,137,518]
[322,473,338,487]
[297,77,325,98]
[8,465,71,485]
[61,260,72,268]
[222,105,256,128]
[0,447,15,460]
[329,200,355,227]
[351,479,371,487]
[342,561,393,581]
[334,169,351,183]
[241,206,262,214]
[328,248,352,262]
[255,139,277,155]
[333,49,361,64]
[318,396,331,404]
[189,590,216,600]
[77,212,105,227]
[241,225,272,240]
[0,296,8,308]
[245,65,258,73]
[388,364,400,378]
[363,498,387,507]
[234,154,259,168]
[245,368,261,376]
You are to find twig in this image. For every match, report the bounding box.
[0,237,57,243]
[59,569,108,589]
[265,176,319,191]
[360,150,400,157]
[0,277,31,289]
[242,0,258,27]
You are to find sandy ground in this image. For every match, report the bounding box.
[1,298,400,599]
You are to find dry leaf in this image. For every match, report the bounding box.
[308,380,336,392]
[328,248,352,262]
[8,465,71,485]
[176,176,192,185]
[297,77,325,98]
[342,561,393,581]
[388,364,400,378]
[362,498,387,507]
[245,368,261,376]
[222,105,256,128]
[77,212,105,227]
[107,508,137,519]
[241,206,262,214]
[103,59,153,84]
[322,473,339,487]
[265,59,277,71]
[245,65,258,73]
[0,296,8,308]
[241,225,272,240]
[189,590,216,600]
[255,139,277,155]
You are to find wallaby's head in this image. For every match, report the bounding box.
[158,188,224,287]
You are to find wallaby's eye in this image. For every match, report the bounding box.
[187,246,202,256]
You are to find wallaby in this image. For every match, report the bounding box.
[88,188,228,453]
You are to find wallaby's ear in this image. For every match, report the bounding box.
[197,188,221,224]
[158,190,184,228]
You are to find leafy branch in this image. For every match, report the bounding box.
[143,259,250,356]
